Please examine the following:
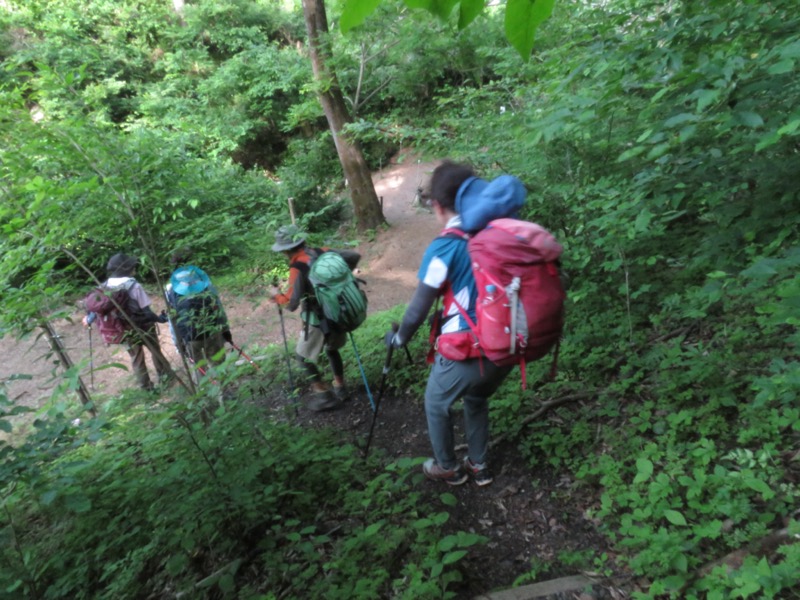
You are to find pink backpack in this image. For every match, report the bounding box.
[84,285,133,345]
[445,218,566,388]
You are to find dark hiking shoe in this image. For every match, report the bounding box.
[307,390,341,412]
[333,384,350,402]
[463,457,494,487]
[422,459,468,486]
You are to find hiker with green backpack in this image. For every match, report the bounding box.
[269,225,365,412]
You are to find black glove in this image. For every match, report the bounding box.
[157,310,169,324]
[222,330,233,344]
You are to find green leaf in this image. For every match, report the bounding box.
[646,142,670,159]
[65,494,92,513]
[618,146,646,162]
[364,521,384,536]
[734,111,764,128]
[663,113,696,128]
[767,59,794,75]
[458,0,484,28]
[438,535,458,552]
[442,549,467,564]
[695,88,720,112]
[340,0,383,34]
[664,510,687,526]
[0,420,11,433]
[40,490,58,506]
[440,492,458,506]
[778,118,800,135]
[405,0,459,20]
[743,477,774,499]
[505,0,555,60]
[633,458,653,484]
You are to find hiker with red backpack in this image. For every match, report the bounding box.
[269,225,363,412]
[83,253,173,391]
[386,161,565,487]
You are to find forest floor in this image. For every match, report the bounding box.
[0,152,627,599]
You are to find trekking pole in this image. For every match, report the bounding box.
[228,341,261,371]
[349,333,375,412]
[363,323,399,459]
[276,305,294,391]
[87,325,95,390]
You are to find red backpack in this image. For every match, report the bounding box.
[84,284,134,345]
[443,218,566,388]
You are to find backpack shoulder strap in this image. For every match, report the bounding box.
[439,227,469,241]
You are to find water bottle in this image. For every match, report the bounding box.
[484,284,496,302]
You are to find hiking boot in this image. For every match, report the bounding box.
[307,390,342,412]
[422,458,468,486]
[333,384,350,402]
[463,457,494,487]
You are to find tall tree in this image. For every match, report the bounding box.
[301,0,386,232]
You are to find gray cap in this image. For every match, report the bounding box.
[106,253,139,277]
[271,225,306,252]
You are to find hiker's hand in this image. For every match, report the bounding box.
[222,330,233,344]
[384,331,403,348]
[82,315,91,328]
[157,310,169,323]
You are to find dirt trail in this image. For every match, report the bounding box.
[0,151,440,409]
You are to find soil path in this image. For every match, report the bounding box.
[0,151,440,409]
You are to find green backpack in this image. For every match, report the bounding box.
[308,251,368,334]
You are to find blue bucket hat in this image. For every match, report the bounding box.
[171,265,211,295]
[455,175,527,233]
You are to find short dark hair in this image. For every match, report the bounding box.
[428,160,475,211]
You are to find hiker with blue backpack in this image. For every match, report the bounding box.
[165,263,232,380]
[386,160,565,487]
[269,225,365,412]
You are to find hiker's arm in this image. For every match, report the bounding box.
[272,266,304,312]
[337,249,361,270]
[394,282,439,346]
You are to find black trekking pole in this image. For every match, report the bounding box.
[363,323,399,459]
[87,325,95,390]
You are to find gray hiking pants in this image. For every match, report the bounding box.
[424,354,512,470]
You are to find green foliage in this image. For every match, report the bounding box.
[339,0,553,60]
[3,0,800,596]
[0,388,477,599]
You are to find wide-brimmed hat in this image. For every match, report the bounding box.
[106,253,139,277]
[271,225,306,252]
[171,265,211,295]
[455,175,526,233]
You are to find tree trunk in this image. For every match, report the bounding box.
[301,0,386,232]
[40,320,96,417]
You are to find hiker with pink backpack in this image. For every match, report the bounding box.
[386,160,565,487]
[83,253,173,391]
